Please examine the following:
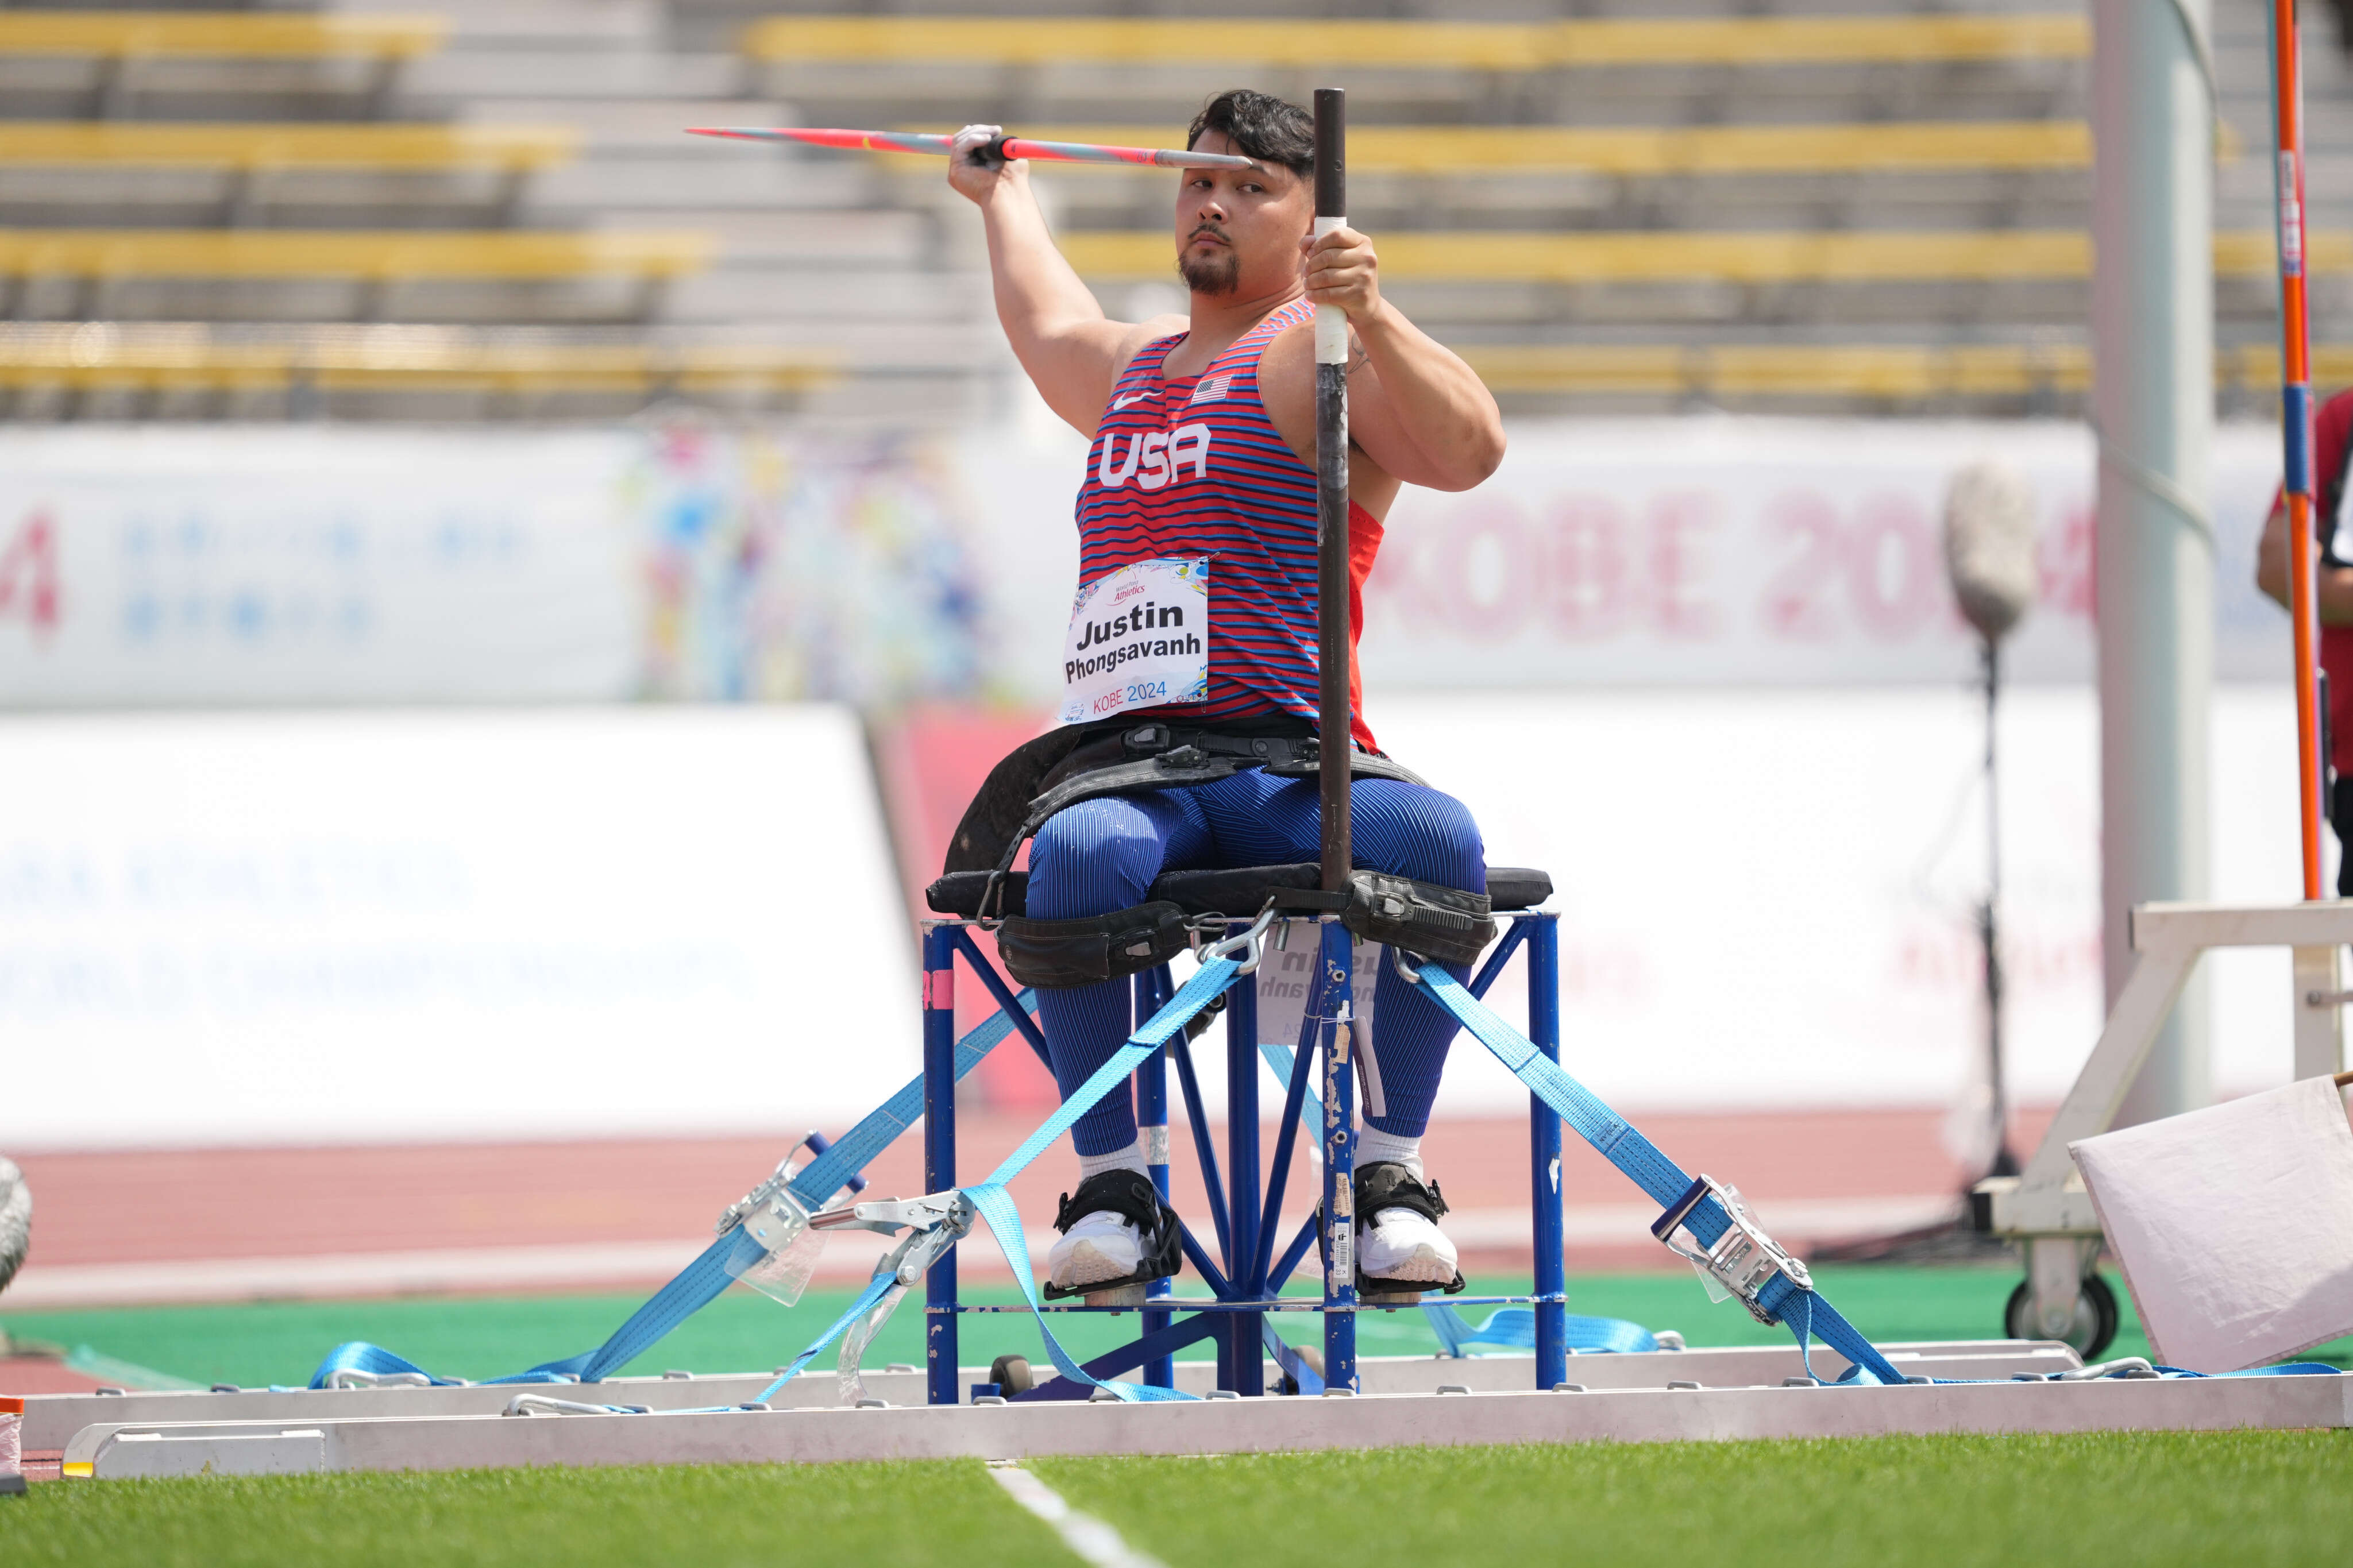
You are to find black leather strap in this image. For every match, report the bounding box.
[1355,1161,1451,1226]
[1052,1169,1166,1234]
[1042,1169,1186,1301]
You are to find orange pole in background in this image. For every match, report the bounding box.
[2272,0,2328,900]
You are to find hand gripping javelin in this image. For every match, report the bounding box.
[685,125,1256,170]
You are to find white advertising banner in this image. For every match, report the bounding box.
[1360,420,2290,688]
[0,416,2303,708]
[0,706,916,1149]
[1374,686,2310,1127]
[0,428,641,706]
[961,416,2297,702]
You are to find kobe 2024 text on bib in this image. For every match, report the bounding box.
[1059,557,1209,724]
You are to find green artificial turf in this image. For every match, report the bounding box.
[6,1433,2348,1568]
[0,1458,1062,1568]
[1035,1431,2353,1568]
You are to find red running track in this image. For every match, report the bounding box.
[1,1106,2045,1310]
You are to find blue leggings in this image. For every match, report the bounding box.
[1026,769,1484,1157]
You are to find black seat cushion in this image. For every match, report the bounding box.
[925,864,1552,921]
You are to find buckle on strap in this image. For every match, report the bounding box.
[1651,1173,1812,1327]
[811,1190,975,1286]
[715,1129,866,1236]
[1199,903,1280,975]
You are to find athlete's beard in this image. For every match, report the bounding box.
[1178,228,1240,295]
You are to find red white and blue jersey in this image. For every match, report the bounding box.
[1073,298,1383,750]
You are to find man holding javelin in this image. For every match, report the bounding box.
[947,89,1506,1297]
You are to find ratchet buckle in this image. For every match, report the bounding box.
[811,1191,976,1285]
[1650,1173,1812,1327]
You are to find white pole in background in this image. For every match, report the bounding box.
[2092,0,2215,1128]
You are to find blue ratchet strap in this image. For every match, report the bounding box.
[752,1273,904,1403]
[1257,1040,1328,1149]
[1412,963,1908,1387]
[308,992,1039,1391]
[959,953,1247,1403]
[1422,1301,1657,1357]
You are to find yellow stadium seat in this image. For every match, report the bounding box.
[0,123,576,172]
[0,11,443,60]
[743,14,2084,69]
[0,229,710,281]
[1004,121,2093,176]
[1055,229,2323,285]
[1461,343,2092,400]
[0,326,835,396]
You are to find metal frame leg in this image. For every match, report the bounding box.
[1527,914,1568,1390]
[921,923,959,1407]
[1319,918,1358,1391]
[1225,924,1266,1396]
[1136,967,1175,1391]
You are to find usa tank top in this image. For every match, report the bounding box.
[1073,298,1383,750]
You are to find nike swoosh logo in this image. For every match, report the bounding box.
[1112,391,1153,410]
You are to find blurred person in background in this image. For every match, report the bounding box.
[2256,385,2353,891]
[945,90,1505,1299]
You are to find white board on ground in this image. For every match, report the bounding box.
[0,707,915,1148]
[2073,1077,2353,1371]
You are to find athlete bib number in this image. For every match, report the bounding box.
[1059,557,1210,725]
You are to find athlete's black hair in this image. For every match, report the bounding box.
[1186,89,1314,177]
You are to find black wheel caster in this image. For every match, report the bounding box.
[990,1353,1035,1396]
[2005,1272,2119,1361]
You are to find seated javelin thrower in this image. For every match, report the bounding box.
[943,90,1507,1296]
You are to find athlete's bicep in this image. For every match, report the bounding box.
[1266,327,1463,493]
[1021,316,1187,437]
[1342,358,1483,493]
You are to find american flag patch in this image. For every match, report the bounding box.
[1188,374,1232,404]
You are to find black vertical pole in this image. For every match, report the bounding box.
[1314,87,1350,894]
[1311,85,1359,1395]
[1981,639,2019,1179]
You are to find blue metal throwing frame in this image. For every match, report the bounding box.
[917,910,1569,1403]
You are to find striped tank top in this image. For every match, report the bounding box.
[1073,298,1383,750]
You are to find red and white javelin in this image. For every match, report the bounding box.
[685,125,1255,170]
[2267,0,2327,899]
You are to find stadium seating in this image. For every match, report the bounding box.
[0,322,834,418]
[0,1,2342,419]
[1009,121,2098,177]
[0,11,442,60]
[0,10,445,118]
[1056,229,2345,285]
[741,14,2088,71]
[0,121,580,225]
[0,229,709,324]
[0,122,572,173]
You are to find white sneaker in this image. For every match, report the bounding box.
[1048,1209,1145,1292]
[1360,1204,1460,1284]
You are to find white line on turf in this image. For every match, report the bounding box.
[988,1459,1170,1568]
